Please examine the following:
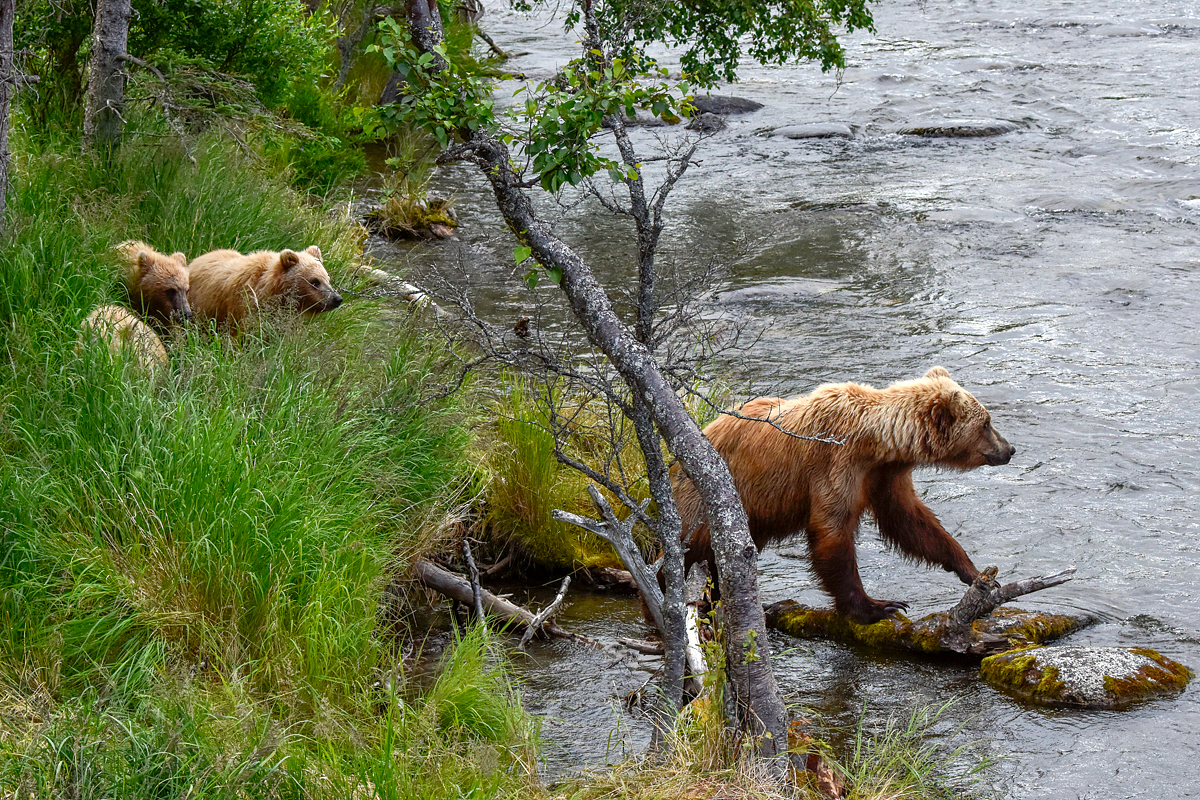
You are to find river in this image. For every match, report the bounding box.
[380,0,1200,796]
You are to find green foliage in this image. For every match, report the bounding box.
[824,701,995,800]
[519,0,876,85]
[368,17,497,150]
[0,126,540,800]
[0,633,539,800]
[15,0,336,131]
[478,376,652,573]
[129,0,336,107]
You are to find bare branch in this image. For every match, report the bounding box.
[519,575,571,648]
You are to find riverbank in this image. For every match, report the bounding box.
[0,116,998,798]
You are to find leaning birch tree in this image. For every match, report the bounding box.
[373,0,874,772]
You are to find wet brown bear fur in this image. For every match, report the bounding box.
[118,240,191,328]
[185,245,343,328]
[78,304,169,378]
[672,366,1016,624]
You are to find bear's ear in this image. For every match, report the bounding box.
[925,366,951,380]
[305,245,322,261]
[137,251,152,276]
[279,249,300,270]
[170,252,187,267]
[930,391,958,435]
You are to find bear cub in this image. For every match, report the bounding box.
[119,240,192,328]
[186,245,343,328]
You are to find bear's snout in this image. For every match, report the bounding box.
[984,436,1016,466]
[326,291,343,310]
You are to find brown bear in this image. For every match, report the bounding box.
[184,245,342,328]
[672,366,1016,624]
[118,240,191,328]
[78,304,169,378]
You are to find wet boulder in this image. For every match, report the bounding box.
[981,645,1193,709]
[686,112,726,133]
[898,119,1019,137]
[691,95,764,115]
[769,123,856,139]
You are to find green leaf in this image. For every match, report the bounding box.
[546,265,563,285]
[514,246,533,265]
[524,269,539,289]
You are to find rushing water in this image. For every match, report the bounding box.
[381,0,1200,795]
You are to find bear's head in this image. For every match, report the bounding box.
[923,366,1016,469]
[276,245,343,314]
[123,242,191,326]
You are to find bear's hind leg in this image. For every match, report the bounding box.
[805,511,909,624]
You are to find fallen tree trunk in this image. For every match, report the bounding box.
[766,565,1092,657]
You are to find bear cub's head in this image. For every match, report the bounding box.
[122,241,191,326]
[923,366,1016,470]
[276,245,343,314]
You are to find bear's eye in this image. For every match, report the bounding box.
[309,278,322,288]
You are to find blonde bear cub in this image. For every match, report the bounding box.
[186,245,343,327]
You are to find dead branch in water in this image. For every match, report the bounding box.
[519,575,571,648]
[412,558,576,641]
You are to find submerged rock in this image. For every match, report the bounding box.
[981,645,1193,709]
[770,123,856,139]
[765,600,1093,657]
[898,119,1020,137]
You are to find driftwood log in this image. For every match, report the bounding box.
[412,558,576,641]
[766,565,1090,657]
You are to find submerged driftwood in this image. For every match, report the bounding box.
[766,566,1092,657]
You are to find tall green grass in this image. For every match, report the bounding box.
[479,376,653,573]
[0,128,537,798]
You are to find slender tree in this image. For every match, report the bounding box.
[0,0,13,227]
[82,0,131,157]
[373,0,875,773]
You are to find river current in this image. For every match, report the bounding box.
[386,0,1200,796]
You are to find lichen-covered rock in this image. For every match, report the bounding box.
[981,645,1192,709]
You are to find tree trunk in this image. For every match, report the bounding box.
[0,0,13,228]
[82,0,131,157]
[444,133,791,770]
[380,0,447,105]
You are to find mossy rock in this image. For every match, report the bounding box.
[981,645,1193,709]
[764,600,1094,657]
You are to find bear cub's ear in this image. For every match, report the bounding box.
[170,252,187,267]
[280,249,300,269]
[137,251,153,276]
[925,366,951,380]
[305,245,322,261]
